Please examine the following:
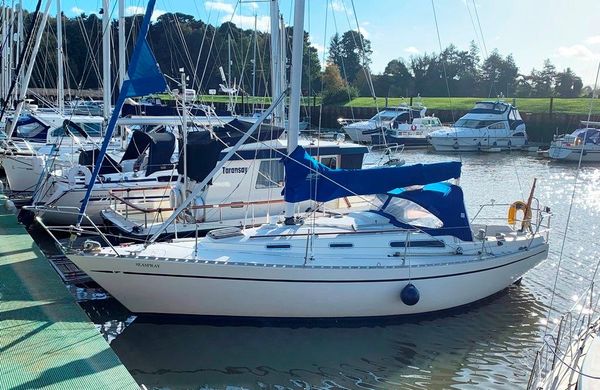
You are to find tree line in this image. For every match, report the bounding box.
[16,11,587,104]
[324,30,587,104]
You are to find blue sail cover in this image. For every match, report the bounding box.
[282,146,462,203]
[383,183,472,241]
[77,0,167,224]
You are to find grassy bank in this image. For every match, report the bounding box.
[344,97,598,115]
[172,94,598,115]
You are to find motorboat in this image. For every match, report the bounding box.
[547,122,600,162]
[371,115,445,148]
[56,0,550,319]
[427,101,527,152]
[339,105,426,143]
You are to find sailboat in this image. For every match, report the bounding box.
[55,0,550,319]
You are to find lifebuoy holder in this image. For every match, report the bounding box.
[507,200,532,229]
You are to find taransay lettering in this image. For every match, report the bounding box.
[222,167,249,174]
[135,262,160,268]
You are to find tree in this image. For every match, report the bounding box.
[530,59,556,97]
[480,50,519,97]
[554,68,583,97]
[327,30,372,83]
[381,58,412,97]
[321,63,356,104]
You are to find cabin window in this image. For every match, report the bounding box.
[256,159,284,189]
[266,244,291,249]
[80,122,102,136]
[329,243,353,248]
[320,156,338,169]
[390,240,445,248]
[488,122,506,130]
[374,195,443,229]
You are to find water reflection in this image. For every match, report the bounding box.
[110,286,543,389]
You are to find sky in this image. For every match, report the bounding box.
[21,0,600,87]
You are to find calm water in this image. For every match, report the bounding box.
[48,150,600,389]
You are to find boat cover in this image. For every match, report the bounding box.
[573,128,600,144]
[382,183,472,241]
[283,145,462,203]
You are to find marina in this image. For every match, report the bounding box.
[1,0,600,388]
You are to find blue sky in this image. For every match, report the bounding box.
[23,0,600,86]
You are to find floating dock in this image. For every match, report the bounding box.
[0,200,139,390]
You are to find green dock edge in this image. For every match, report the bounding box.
[0,202,139,389]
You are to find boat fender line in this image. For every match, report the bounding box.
[67,165,92,187]
[507,200,532,228]
[453,141,459,150]
[400,283,420,306]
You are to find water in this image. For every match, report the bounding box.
[36,150,600,389]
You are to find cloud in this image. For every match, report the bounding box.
[557,44,600,61]
[330,0,351,15]
[71,6,84,15]
[223,14,270,32]
[205,1,235,14]
[585,36,600,45]
[243,2,259,10]
[404,46,420,55]
[125,6,166,22]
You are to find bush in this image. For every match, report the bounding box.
[322,86,358,105]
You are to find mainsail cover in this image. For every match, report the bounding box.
[283,146,462,203]
[77,0,167,224]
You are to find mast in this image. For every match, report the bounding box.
[2,5,7,100]
[284,0,305,223]
[56,0,64,113]
[13,0,22,106]
[180,69,188,194]
[269,0,283,127]
[102,0,111,121]
[118,0,125,89]
[6,0,52,138]
[251,13,257,101]
[227,33,231,91]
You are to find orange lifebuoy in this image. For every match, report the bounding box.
[508,201,532,229]
[411,125,417,131]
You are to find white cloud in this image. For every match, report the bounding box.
[205,1,235,14]
[557,44,600,61]
[330,0,351,15]
[223,14,270,32]
[243,2,259,10]
[356,26,369,39]
[404,46,420,55]
[585,36,600,45]
[125,6,166,22]
[71,6,84,15]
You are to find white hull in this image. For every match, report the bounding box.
[67,241,547,318]
[548,145,600,162]
[342,125,374,143]
[429,135,527,152]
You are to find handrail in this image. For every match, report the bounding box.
[108,187,286,214]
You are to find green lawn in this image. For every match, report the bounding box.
[344,97,599,115]
[158,94,599,115]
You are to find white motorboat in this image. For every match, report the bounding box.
[339,105,427,143]
[57,0,550,319]
[547,123,600,162]
[427,101,528,152]
[371,115,445,148]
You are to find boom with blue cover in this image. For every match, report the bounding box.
[77,0,167,225]
[282,146,462,203]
